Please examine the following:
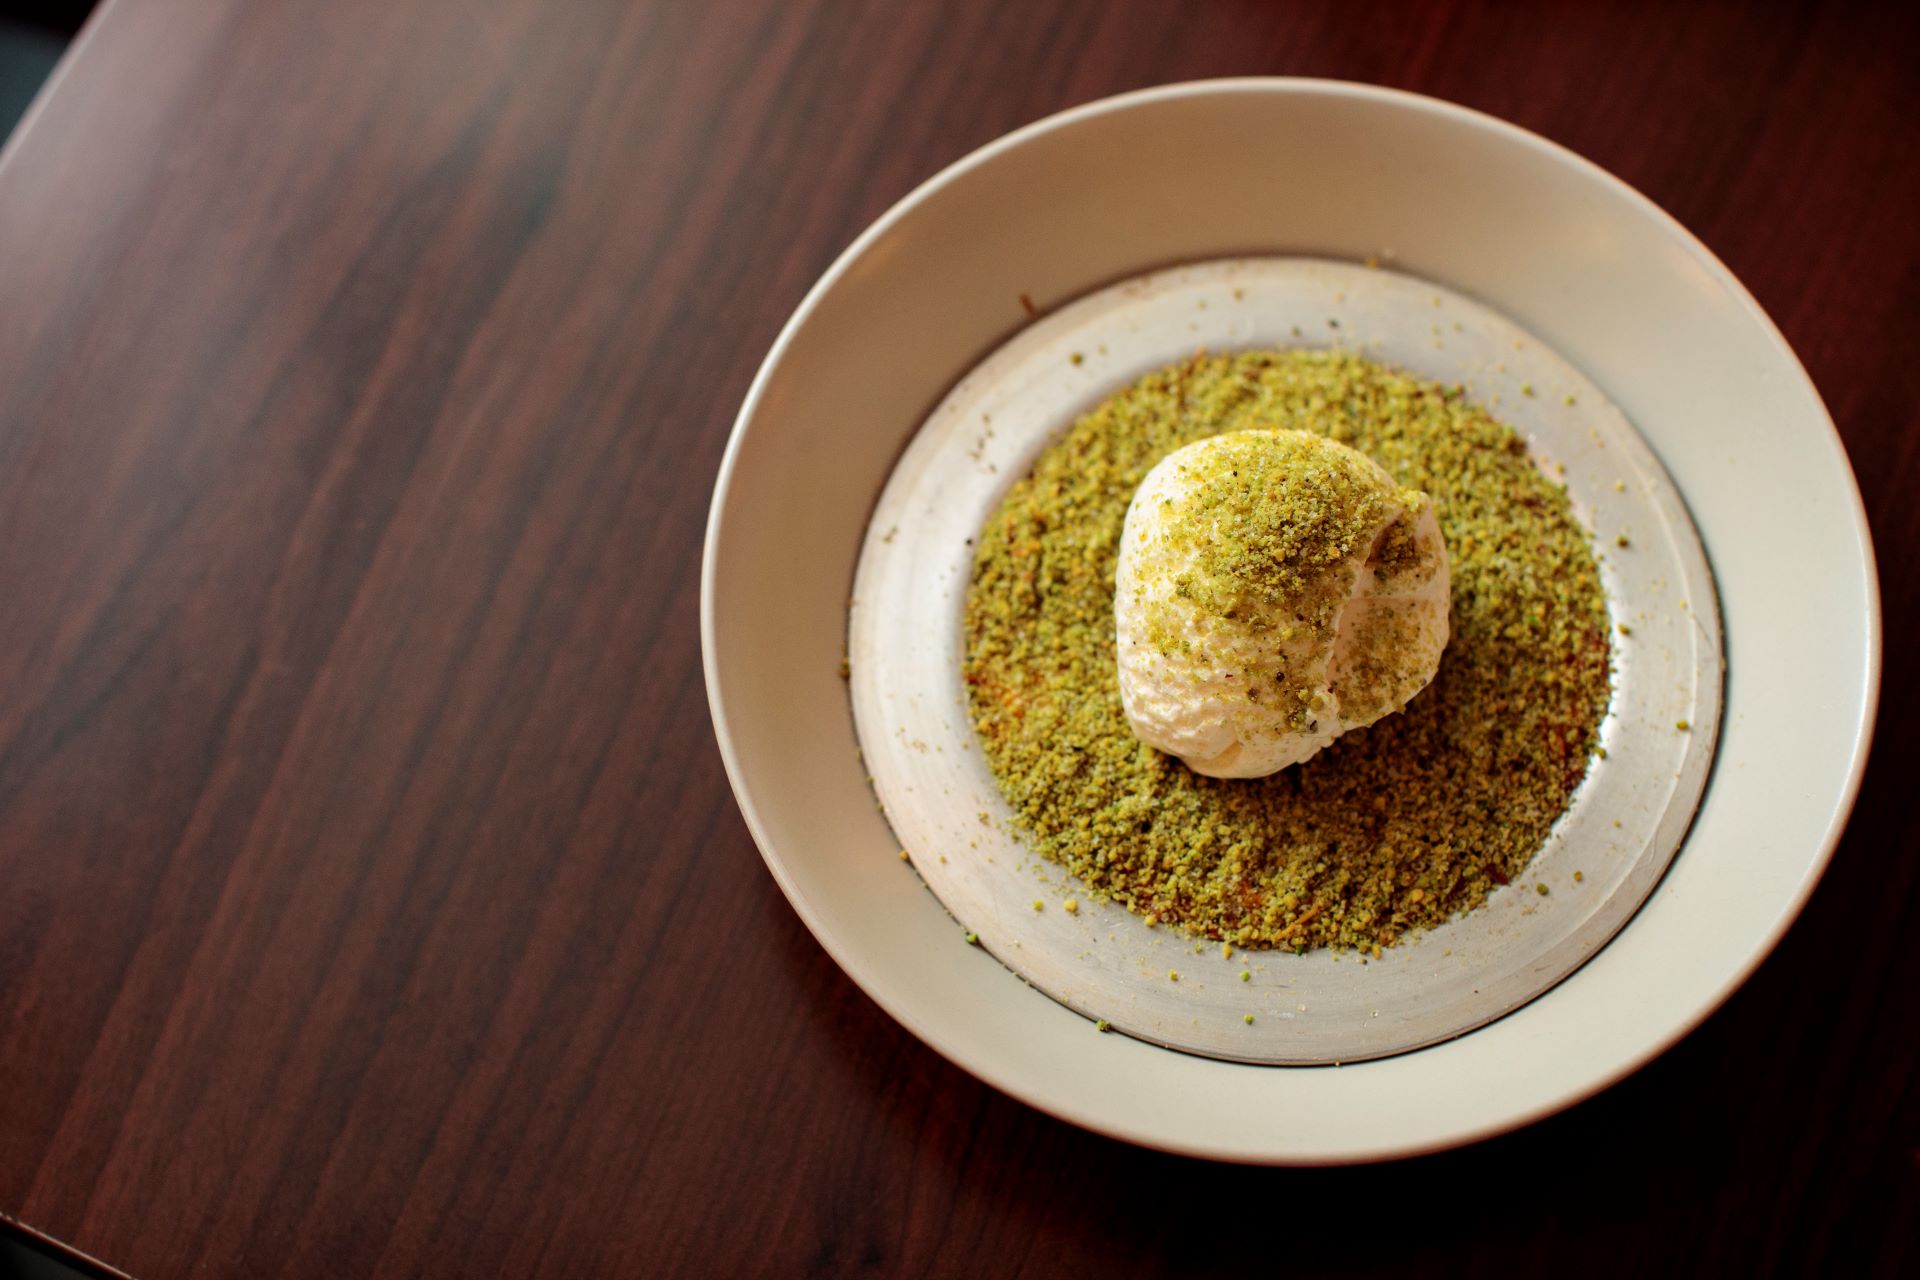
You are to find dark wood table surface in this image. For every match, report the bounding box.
[1,1,1915,1276]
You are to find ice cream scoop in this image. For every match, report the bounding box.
[1114,428,1450,778]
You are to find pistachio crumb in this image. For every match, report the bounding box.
[1063,898,1079,914]
[964,931,979,945]
[1244,1013,1256,1025]
[1240,970,1251,982]
[1095,1019,1110,1032]
[962,349,1611,953]
[1536,883,1550,896]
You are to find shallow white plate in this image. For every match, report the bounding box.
[703,80,1878,1161]
[849,256,1722,1065]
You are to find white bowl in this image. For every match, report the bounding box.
[702,79,1879,1163]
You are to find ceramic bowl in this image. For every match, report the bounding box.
[702,79,1878,1163]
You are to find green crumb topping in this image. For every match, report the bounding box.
[1244,1013,1256,1025]
[1536,883,1550,896]
[1095,1019,1111,1032]
[964,931,979,946]
[962,349,1613,952]
[1676,719,1691,731]
[1168,970,1180,982]
[1063,898,1079,914]
[1240,970,1251,982]
[1031,899,1044,911]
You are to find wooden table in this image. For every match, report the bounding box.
[1,1,1913,1275]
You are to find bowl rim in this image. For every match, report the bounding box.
[700,76,1883,1163]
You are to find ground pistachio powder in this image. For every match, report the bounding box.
[962,348,1612,951]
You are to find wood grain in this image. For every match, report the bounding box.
[0,0,1914,1275]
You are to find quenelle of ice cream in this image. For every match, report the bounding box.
[1114,429,1450,778]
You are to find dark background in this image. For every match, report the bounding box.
[0,4,84,142]
[0,1,1914,1276]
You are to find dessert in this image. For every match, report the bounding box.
[1114,429,1449,777]
[963,349,1611,952]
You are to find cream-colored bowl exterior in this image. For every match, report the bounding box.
[702,80,1879,1163]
